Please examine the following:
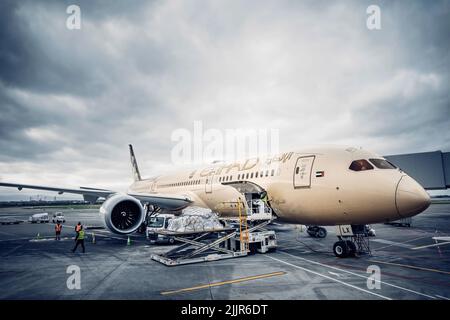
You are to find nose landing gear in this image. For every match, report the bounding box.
[333,225,371,258]
[333,240,357,258]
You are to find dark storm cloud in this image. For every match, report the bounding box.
[0,0,448,197]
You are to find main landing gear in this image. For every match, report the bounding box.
[333,225,371,258]
[306,226,327,238]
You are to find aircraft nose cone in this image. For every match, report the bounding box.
[396,175,431,217]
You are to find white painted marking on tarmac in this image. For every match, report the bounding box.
[372,239,414,248]
[432,236,450,241]
[328,271,341,277]
[266,255,392,300]
[435,295,450,300]
[0,230,16,236]
[374,235,431,250]
[412,241,450,250]
[279,251,437,300]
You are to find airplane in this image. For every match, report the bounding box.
[0,145,430,258]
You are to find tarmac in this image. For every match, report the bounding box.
[0,204,449,300]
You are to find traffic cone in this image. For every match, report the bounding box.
[127,236,131,246]
[92,232,96,244]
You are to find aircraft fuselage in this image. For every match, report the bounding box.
[129,146,430,225]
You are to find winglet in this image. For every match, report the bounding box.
[129,144,142,181]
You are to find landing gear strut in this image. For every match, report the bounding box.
[333,225,371,258]
[306,226,327,238]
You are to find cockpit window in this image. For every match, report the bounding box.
[369,158,397,169]
[349,159,374,171]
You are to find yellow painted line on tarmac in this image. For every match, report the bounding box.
[369,260,450,276]
[161,271,286,295]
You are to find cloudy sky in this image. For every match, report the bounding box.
[0,0,449,200]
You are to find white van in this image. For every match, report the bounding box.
[146,213,176,243]
[52,212,65,223]
[29,213,50,223]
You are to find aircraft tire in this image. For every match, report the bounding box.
[317,228,327,238]
[333,241,348,258]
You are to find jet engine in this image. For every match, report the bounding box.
[100,194,145,234]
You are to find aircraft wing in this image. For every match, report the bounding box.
[127,192,192,210]
[0,182,192,210]
[0,182,114,199]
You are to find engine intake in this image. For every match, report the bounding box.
[100,194,144,234]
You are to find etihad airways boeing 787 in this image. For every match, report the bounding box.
[0,145,430,257]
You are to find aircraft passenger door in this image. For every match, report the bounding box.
[293,156,315,188]
[205,175,213,193]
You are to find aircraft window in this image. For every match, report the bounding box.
[260,171,263,177]
[296,167,299,174]
[369,159,397,169]
[265,170,269,177]
[349,159,374,171]
[230,175,233,180]
[245,173,249,179]
[250,173,254,179]
[255,172,259,178]
[271,169,275,176]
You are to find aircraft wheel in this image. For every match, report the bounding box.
[333,241,348,258]
[345,240,357,256]
[317,228,327,238]
[168,237,175,244]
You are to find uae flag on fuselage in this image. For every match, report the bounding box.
[315,171,324,177]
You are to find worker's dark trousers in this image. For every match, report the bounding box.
[72,239,85,253]
[55,231,61,240]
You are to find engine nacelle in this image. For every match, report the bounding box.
[100,194,145,234]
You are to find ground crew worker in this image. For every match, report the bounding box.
[75,222,82,234]
[72,226,85,253]
[55,222,62,241]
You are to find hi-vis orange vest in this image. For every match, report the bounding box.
[75,225,81,232]
[55,224,62,232]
